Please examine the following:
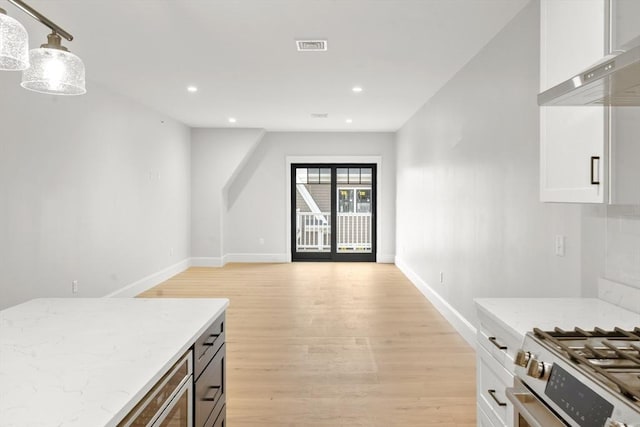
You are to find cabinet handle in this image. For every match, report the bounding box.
[203,334,220,347]
[203,385,222,402]
[488,389,507,407]
[488,336,507,351]
[590,156,600,185]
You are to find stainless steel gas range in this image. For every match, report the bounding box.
[507,327,640,427]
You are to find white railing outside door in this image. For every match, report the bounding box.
[336,212,372,252]
[296,211,331,252]
[296,211,372,253]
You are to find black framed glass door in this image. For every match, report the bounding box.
[291,163,376,262]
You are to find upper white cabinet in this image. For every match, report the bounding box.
[611,0,640,52]
[610,107,640,205]
[539,0,607,203]
[609,0,640,205]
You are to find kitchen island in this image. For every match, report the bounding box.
[0,298,228,427]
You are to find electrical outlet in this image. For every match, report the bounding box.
[259,238,265,245]
[439,272,444,283]
[169,247,174,256]
[71,280,79,294]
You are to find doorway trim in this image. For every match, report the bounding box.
[285,156,383,262]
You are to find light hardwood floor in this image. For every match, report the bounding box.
[139,262,477,426]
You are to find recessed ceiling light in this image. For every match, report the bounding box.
[345,119,353,124]
[352,86,363,93]
[187,86,198,93]
[228,117,237,123]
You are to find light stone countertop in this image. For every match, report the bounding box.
[475,297,640,342]
[0,298,229,427]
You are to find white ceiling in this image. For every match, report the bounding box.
[10,0,528,131]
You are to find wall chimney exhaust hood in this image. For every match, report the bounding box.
[538,43,640,106]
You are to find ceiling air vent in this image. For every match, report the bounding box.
[296,40,328,51]
[310,113,328,119]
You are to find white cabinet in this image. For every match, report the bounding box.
[539,0,607,203]
[610,107,640,205]
[611,0,640,52]
[478,405,496,427]
[475,309,523,427]
[609,1,640,205]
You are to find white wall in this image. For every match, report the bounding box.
[190,128,265,265]
[395,1,584,329]
[224,132,396,261]
[0,77,191,309]
[604,205,640,288]
[581,204,640,298]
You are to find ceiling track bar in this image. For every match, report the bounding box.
[7,0,73,41]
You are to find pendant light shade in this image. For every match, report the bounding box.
[21,33,85,95]
[0,8,29,71]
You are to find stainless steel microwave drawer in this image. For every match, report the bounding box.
[195,344,226,427]
[194,314,225,381]
[117,351,193,427]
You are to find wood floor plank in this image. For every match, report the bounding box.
[139,262,476,426]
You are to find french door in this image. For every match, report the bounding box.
[291,163,376,262]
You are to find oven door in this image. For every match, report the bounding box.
[506,379,566,427]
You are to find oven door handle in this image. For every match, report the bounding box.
[506,384,566,427]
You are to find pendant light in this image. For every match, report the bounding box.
[1,0,86,95]
[0,7,29,70]
[21,32,85,95]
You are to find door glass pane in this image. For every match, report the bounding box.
[337,184,372,254]
[308,168,320,184]
[336,168,348,184]
[356,189,371,213]
[360,168,372,184]
[348,168,360,184]
[338,189,354,213]
[295,167,331,253]
[296,168,308,184]
[320,168,331,184]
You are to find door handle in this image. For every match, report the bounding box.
[488,336,507,351]
[488,389,507,407]
[590,156,600,185]
[203,334,220,347]
[203,385,222,402]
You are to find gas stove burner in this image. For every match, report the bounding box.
[533,327,640,403]
[512,327,640,427]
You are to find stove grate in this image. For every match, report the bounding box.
[533,327,640,403]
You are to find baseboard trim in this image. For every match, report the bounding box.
[104,259,191,298]
[376,254,395,263]
[223,253,289,264]
[191,257,223,267]
[395,257,476,349]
